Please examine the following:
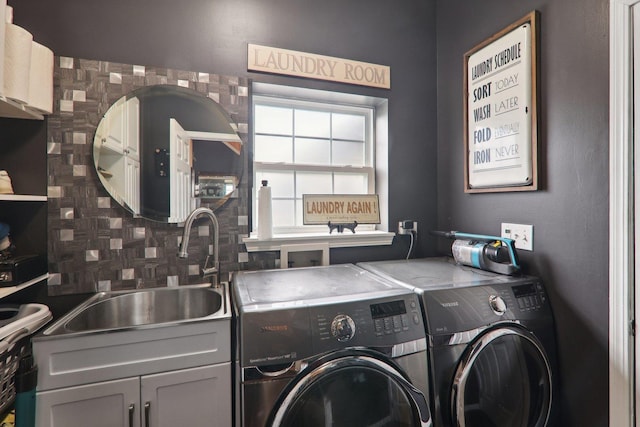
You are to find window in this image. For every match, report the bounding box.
[250,83,390,242]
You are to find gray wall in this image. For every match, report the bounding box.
[436,1,609,426]
[14,0,438,262]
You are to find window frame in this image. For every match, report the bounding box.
[245,82,392,250]
[253,95,376,234]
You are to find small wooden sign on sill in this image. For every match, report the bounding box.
[303,194,380,233]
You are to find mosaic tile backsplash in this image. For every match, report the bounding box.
[46,57,252,295]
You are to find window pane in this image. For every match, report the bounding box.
[334,173,368,194]
[255,105,293,135]
[295,138,330,165]
[295,200,304,226]
[273,199,295,227]
[296,172,333,197]
[332,140,365,166]
[255,135,293,163]
[256,171,294,198]
[332,113,365,141]
[253,93,378,233]
[295,109,330,138]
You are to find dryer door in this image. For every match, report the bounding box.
[268,348,432,427]
[451,325,552,427]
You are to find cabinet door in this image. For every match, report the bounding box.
[124,156,140,215]
[36,377,140,427]
[168,118,194,223]
[141,363,231,427]
[125,97,140,162]
[104,97,126,153]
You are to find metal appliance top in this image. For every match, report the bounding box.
[233,264,413,312]
[358,257,523,291]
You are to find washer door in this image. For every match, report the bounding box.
[268,348,432,427]
[451,325,552,427]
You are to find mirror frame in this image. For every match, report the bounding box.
[93,84,244,223]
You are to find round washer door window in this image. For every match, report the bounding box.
[269,350,431,427]
[451,326,552,427]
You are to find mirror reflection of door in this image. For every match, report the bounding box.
[169,118,195,223]
[93,85,243,223]
[95,96,141,215]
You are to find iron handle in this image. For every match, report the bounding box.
[144,402,151,427]
[128,404,134,427]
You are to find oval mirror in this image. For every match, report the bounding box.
[93,85,243,223]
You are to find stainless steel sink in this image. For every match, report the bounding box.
[42,284,228,336]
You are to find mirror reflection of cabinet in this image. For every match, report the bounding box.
[93,85,243,223]
[95,97,141,215]
[168,118,195,223]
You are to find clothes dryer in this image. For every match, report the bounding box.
[358,257,558,427]
[232,264,432,427]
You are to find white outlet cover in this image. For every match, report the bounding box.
[501,222,533,251]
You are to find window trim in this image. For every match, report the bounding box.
[244,82,391,250]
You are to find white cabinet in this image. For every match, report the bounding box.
[103,97,125,153]
[36,377,139,427]
[168,118,195,223]
[124,155,141,215]
[36,364,231,427]
[95,96,141,214]
[125,97,140,162]
[142,364,231,427]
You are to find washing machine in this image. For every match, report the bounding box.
[232,263,432,427]
[358,257,558,427]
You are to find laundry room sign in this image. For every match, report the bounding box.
[302,194,380,225]
[248,44,391,89]
[464,11,539,193]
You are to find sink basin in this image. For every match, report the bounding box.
[42,285,228,336]
[33,284,231,392]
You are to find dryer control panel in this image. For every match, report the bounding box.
[422,278,551,335]
[512,281,548,312]
[310,294,425,353]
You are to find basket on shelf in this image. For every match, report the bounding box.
[0,304,51,416]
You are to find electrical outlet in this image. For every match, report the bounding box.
[398,220,417,235]
[501,223,533,251]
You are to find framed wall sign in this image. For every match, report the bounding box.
[464,11,540,193]
[302,194,380,224]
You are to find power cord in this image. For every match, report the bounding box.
[398,220,418,259]
[406,230,416,259]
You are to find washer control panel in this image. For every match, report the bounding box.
[331,314,356,342]
[311,294,425,350]
[371,298,421,337]
[488,295,507,316]
[512,281,547,312]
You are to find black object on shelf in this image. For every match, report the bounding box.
[0,255,47,287]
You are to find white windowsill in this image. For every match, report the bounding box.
[242,230,395,252]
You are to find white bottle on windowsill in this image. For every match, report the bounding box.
[257,180,273,240]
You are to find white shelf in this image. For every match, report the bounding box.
[0,95,44,120]
[243,230,395,252]
[0,194,47,201]
[0,273,48,299]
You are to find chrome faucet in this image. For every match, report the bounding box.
[178,207,220,286]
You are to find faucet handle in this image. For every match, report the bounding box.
[202,255,219,278]
[202,266,218,276]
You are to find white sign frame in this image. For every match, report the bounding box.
[464,11,540,193]
[248,44,390,89]
[302,194,380,225]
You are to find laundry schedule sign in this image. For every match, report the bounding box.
[464,11,539,193]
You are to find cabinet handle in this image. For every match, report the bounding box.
[128,404,135,427]
[144,401,151,427]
